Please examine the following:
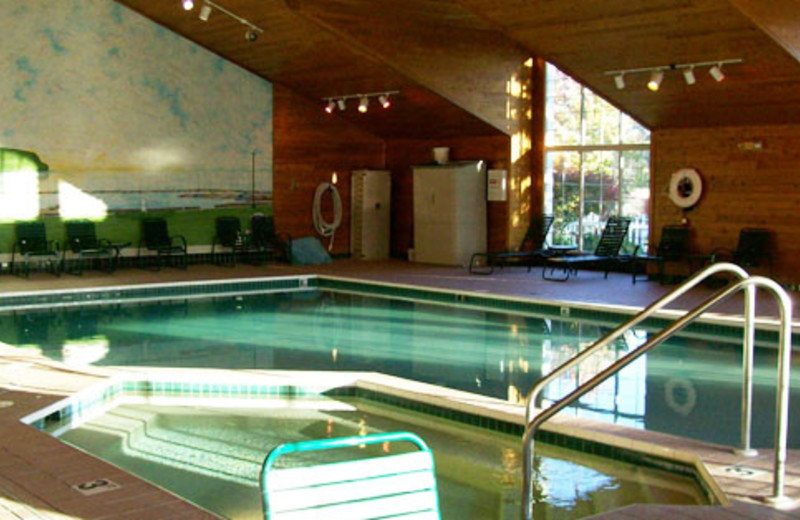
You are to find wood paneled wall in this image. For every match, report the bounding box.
[652,124,800,284]
[385,136,511,259]
[273,84,385,256]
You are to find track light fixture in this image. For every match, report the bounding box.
[181,0,263,42]
[605,58,742,91]
[320,91,400,114]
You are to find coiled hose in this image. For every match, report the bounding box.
[312,182,342,251]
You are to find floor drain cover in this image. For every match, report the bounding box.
[720,465,767,478]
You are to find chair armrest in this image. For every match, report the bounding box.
[171,235,188,249]
[710,247,734,263]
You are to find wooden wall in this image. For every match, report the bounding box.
[385,136,511,259]
[272,84,385,257]
[652,124,800,284]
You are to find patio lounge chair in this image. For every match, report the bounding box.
[249,214,290,264]
[711,227,772,275]
[11,221,61,278]
[542,216,631,281]
[469,214,554,274]
[138,218,188,270]
[62,220,116,275]
[261,431,441,520]
[211,216,245,267]
[631,225,690,284]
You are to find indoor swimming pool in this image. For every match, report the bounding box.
[2,280,798,450]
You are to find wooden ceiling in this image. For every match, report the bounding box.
[115,0,800,137]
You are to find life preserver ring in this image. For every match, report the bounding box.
[665,377,697,416]
[669,168,703,209]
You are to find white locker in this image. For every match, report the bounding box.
[413,161,486,266]
[350,169,391,259]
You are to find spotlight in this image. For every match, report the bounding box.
[182,0,194,10]
[647,69,663,91]
[199,3,212,21]
[358,96,368,113]
[324,100,335,114]
[614,73,625,90]
[337,99,346,111]
[709,64,725,82]
[378,94,392,108]
[683,66,696,85]
[245,29,259,42]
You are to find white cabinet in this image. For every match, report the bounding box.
[413,161,486,266]
[350,169,391,259]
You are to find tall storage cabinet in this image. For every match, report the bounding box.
[350,169,391,260]
[412,161,486,266]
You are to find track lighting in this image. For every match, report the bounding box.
[605,58,741,91]
[647,70,664,91]
[709,64,725,82]
[320,91,400,114]
[182,0,194,10]
[199,3,212,21]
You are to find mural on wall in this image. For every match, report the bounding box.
[0,0,273,221]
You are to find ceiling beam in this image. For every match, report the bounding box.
[727,0,800,62]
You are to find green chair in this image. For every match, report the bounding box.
[469,214,555,275]
[711,228,772,275]
[260,431,441,520]
[211,216,244,267]
[542,216,631,281]
[249,214,289,264]
[632,225,690,284]
[63,220,116,275]
[11,221,61,278]
[138,218,187,270]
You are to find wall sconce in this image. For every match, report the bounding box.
[181,0,263,42]
[605,58,742,92]
[321,91,400,114]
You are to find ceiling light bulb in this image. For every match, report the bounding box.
[647,69,664,91]
[614,73,625,90]
[337,99,346,111]
[683,66,696,85]
[199,3,212,20]
[358,96,368,113]
[709,64,725,82]
[379,94,392,108]
[324,100,335,114]
[182,0,194,10]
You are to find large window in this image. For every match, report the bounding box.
[544,64,650,252]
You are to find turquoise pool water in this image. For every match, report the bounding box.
[3,287,798,448]
[45,395,706,520]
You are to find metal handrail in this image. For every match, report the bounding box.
[521,264,793,519]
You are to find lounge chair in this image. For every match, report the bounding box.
[62,220,116,275]
[11,221,61,278]
[542,216,631,281]
[249,214,290,264]
[711,228,772,275]
[137,218,188,270]
[631,225,690,284]
[469,214,554,274]
[261,431,441,520]
[211,216,244,267]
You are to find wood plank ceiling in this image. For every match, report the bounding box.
[114,0,800,135]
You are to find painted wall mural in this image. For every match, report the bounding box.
[0,0,273,221]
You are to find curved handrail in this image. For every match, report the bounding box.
[521,267,793,519]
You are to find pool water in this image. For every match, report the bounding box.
[3,288,798,448]
[47,396,706,520]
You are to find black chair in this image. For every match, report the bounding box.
[711,228,772,275]
[212,216,245,267]
[11,221,61,278]
[249,214,290,264]
[138,218,188,270]
[63,220,116,275]
[542,216,631,281]
[631,225,690,284]
[469,214,554,275]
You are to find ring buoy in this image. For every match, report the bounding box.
[665,377,697,416]
[669,168,703,209]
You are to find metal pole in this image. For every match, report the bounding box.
[735,284,757,456]
[251,151,256,210]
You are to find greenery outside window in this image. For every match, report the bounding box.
[544,64,650,253]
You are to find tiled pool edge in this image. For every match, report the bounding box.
[21,368,727,508]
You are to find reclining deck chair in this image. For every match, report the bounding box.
[249,214,290,265]
[469,214,554,274]
[711,227,772,275]
[211,216,245,267]
[138,218,188,270]
[63,220,117,275]
[542,216,631,281]
[11,222,61,278]
[631,225,690,284]
[261,431,441,520]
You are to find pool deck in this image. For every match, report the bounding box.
[0,259,798,520]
